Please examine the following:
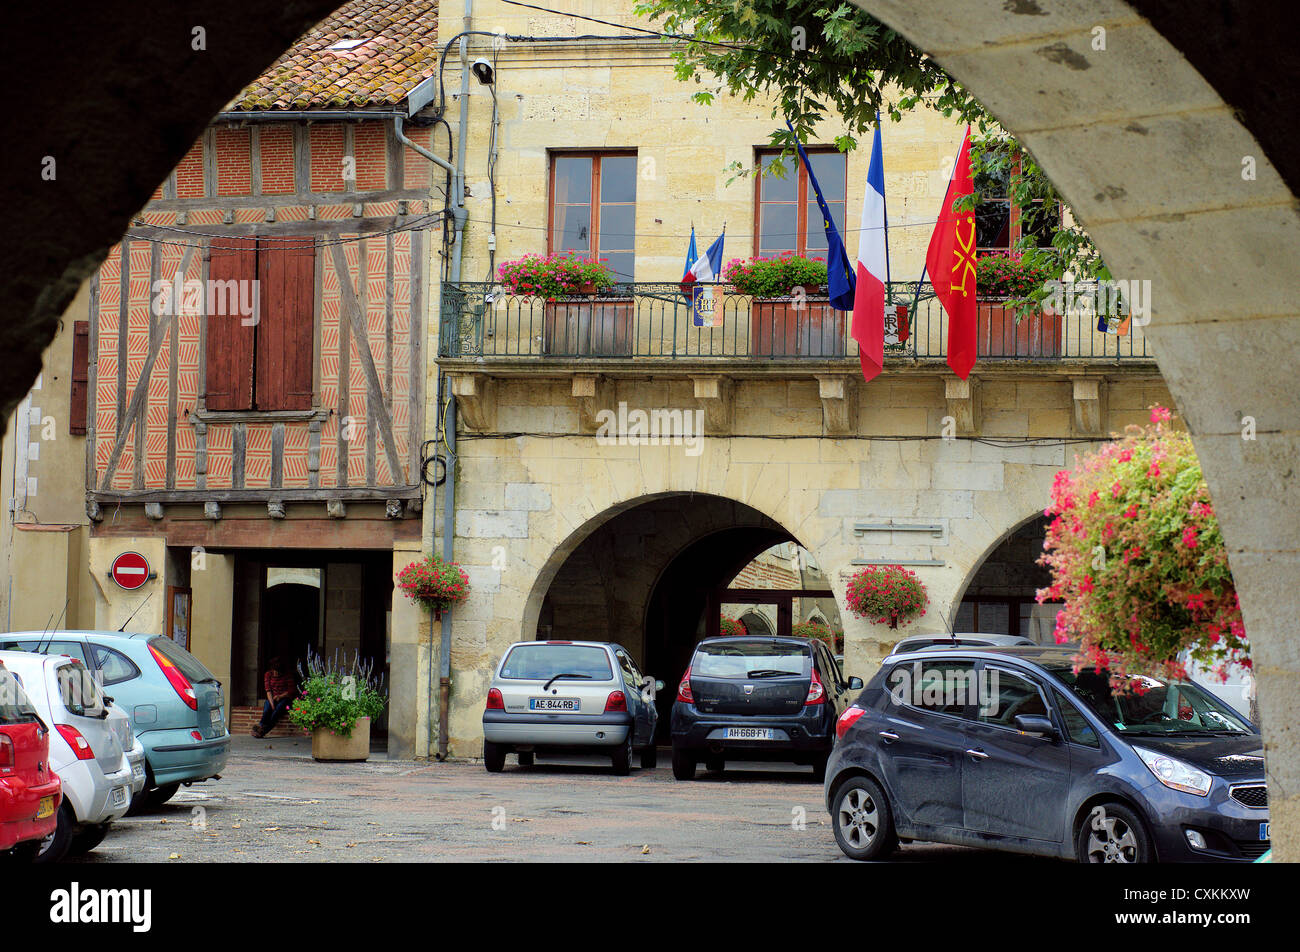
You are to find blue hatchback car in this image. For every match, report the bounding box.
[826,645,1269,863]
[0,631,228,810]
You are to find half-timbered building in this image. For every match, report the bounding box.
[1,0,443,750]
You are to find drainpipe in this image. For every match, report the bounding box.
[430,0,474,761]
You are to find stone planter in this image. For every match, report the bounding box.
[311,716,370,762]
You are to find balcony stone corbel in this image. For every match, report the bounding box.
[692,375,734,434]
[203,501,222,521]
[571,374,613,433]
[944,376,981,435]
[449,372,496,432]
[817,375,858,436]
[1072,377,1106,436]
[326,499,347,519]
[144,502,164,521]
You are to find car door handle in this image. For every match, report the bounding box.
[965,748,989,761]
[878,731,899,743]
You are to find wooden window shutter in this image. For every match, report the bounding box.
[254,238,315,410]
[204,237,258,410]
[69,321,89,434]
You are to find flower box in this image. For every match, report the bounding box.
[749,294,845,358]
[976,300,1062,357]
[543,298,634,356]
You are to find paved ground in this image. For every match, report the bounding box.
[70,736,1050,863]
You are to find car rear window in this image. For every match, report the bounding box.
[148,636,216,683]
[56,661,104,717]
[693,641,810,679]
[499,644,614,681]
[0,666,40,725]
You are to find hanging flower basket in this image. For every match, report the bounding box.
[396,554,470,617]
[845,565,928,629]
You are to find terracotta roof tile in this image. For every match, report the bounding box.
[229,0,439,111]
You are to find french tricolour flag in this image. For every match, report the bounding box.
[852,123,889,382]
[682,229,725,326]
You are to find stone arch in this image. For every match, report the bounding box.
[947,509,1051,625]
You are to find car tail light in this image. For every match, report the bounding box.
[0,734,13,771]
[836,705,867,739]
[485,688,504,710]
[604,691,627,713]
[676,667,693,703]
[805,668,826,705]
[56,724,96,760]
[149,643,197,710]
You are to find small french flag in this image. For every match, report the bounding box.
[682,229,725,326]
[852,123,889,382]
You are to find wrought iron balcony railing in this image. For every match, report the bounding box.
[438,281,1154,364]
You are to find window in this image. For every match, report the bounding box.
[70,320,89,435]
[615,650,643,689]
[0,666,39,726]
[92,645,141,687]
[499,644,614,682]
[56,661,103,718]
[548,153,637,282]
[891,660,977,718]
[755,150,846,258]
[974,155,1061,255]
[1052,688,1100,748]
[977,668,1048,728]
[205,237,314,411]
[692,641,810,680]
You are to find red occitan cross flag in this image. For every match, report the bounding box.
[925,126,977,379]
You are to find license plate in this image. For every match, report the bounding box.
[132,762,145,781]
[110,786,128,807]
[529,697,579,711]
[725,727,774,740]
[36,796,54,819]
[1260,822,1270,841]
[210,708,225,730]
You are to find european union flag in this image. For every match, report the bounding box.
[786,120,856,311]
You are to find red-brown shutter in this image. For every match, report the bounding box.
[69,320,89,434]
[255,238,315,410]
[204,238,257,410]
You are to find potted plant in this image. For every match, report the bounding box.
[845,565,928,629]
[724,253,844,357]
[497,253,629,356]
[396,553,470,619]
[975,251,1060,357]
[288,649,387,762]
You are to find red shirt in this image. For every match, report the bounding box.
[265,671,296,699]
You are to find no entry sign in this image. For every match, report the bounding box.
[109,551,151,591]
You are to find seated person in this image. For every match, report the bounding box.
[251,657,298,737]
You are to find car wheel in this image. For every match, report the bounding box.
[483,741,506,773]
[146,783,181,809]
[671,747,696,781]
[611,733,632,776]
[705,754,724,774]
[1077,802,1152,863]
[640,745,658,769]
[68,823,111,857]
[831,777,898,861]
[34,802,76,864]
[518,751,535,768]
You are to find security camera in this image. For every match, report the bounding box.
[471,58,495,86]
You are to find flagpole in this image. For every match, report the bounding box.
[878,114,892,296]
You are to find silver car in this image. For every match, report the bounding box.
[482,641,663,775]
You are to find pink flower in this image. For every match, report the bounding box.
[1150,406,1173,424]
[1147,462,1161,478]
[1182,526,1199,548]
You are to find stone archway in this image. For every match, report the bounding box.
[7,0,1297,857]
[850,0,1300,857]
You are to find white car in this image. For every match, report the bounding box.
[0,651,135,861]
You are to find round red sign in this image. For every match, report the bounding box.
[110,551,151,591]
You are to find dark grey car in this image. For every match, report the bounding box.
[826,646,1268,863]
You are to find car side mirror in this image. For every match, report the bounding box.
[650,679,665,692]
[1014,714,1058,738]
[848,676,864,690]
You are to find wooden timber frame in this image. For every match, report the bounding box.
[87,119,434,520]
